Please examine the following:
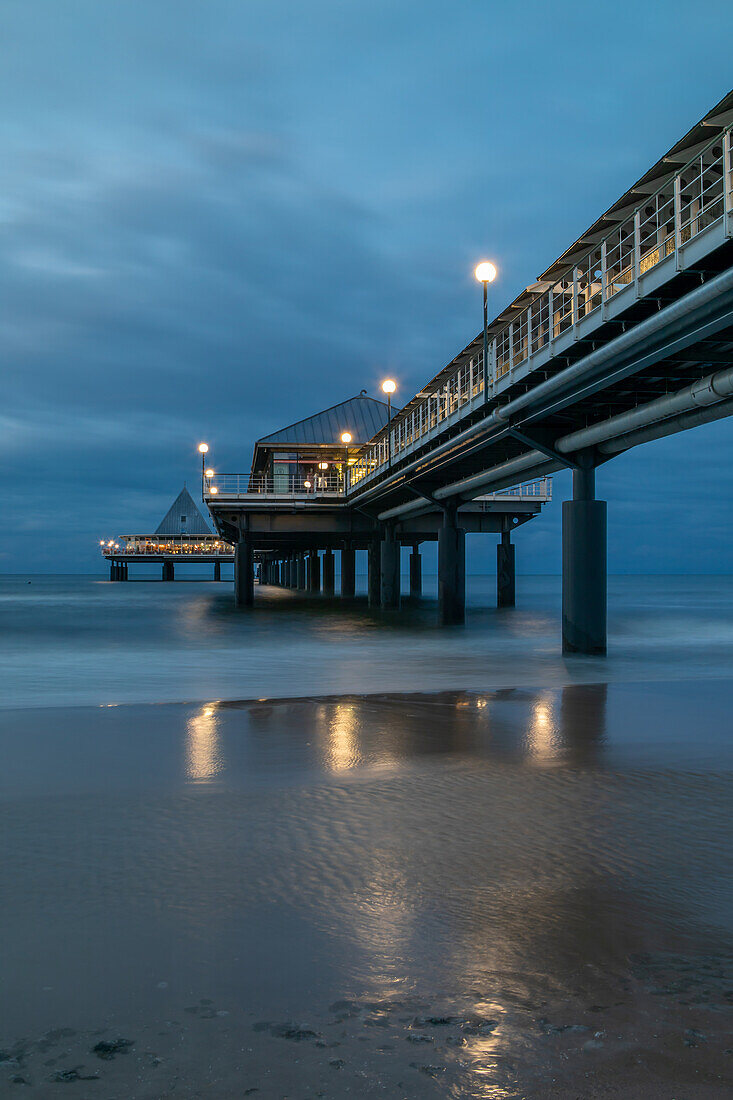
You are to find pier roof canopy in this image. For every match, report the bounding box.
[155,486,212,536]
[255,393,394,449]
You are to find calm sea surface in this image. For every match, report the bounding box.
[1,572,733,709]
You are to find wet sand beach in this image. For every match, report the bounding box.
[2,680,732,1097]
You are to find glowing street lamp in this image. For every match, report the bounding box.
[198,442,209,499]
[381,379,397,466]
[340,431,352,491]
[474,261,497,405]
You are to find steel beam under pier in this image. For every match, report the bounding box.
[438,513,465,625]
[409,545,422,598]
[308,550,320,593]
[323,550,335,595]
[380,528,401,610]
[562,458,606,654]
[497,527,515,608]
[341,548,355,598]
[235,538,254,607]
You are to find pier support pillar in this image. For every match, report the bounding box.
[162,562,174,582]
[409,544,422,598]
[497,527,515,608]
[380,529,401,610]
[308,550,320,593]
[285,559,292,587]
[341,548,355,598]
[438,511,465,625]
[297,554,306,590]
[214,561,221,582]
[122,563,128,580]
[368,539,380,607]
[109,563,115,581]
[323,550,335,595]
[235,538,254,608]
[562,458,606,654]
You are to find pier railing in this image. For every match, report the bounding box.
[205,474,551,504]
[101,537,233,556]
[347,124,733,492]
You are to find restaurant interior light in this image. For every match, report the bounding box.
[318,461,329,470]
[304,480,311,489]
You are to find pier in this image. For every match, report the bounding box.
[204,91,733,651]
[101,486,233,581]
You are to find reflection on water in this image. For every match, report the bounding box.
[185,703,223,780]
[1,679,732,1094]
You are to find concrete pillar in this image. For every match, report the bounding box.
[235,538,254,608]
[162,561,174,582]
[380,529,401,610]
[122,563,128,580]
[409,545,422,598]
[341,547,356,598]
[562,459,607,654]
[214,560,221,582]
[438,513,466,625]
[308,550,320,593]
[323,550,335,595]
[297,553,306,590]
[284,559,290,587]
[109,563,115,581]
[497,528,516,608]
[368,540,381,607]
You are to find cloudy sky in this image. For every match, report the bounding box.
[2,0,732,573]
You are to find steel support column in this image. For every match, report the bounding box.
[235,538,254,608]
[322,549,335,595]
[308,550,320,593]
[438,511,465,625]
[341,547,356,598]
[409,544,422,598]
[380,528,401,610]
[562,458,606,654]
[368,539,380,608]
[497,526,515,608]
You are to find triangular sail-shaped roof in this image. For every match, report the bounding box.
[256,393,395,447]
[155,486,212,536]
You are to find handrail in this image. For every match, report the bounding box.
[347,124,732,491]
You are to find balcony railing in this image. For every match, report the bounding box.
[348,124,733,491]
[102,537,233,556]
[205,473,551,504]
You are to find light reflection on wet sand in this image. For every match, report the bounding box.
[1,680,732,1096]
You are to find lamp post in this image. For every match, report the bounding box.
[474,262,497,404]
[198,442,209,499]
[381,379,397,467]
[340,431,352,492]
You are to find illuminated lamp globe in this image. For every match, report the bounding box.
[198,442,209,454]
[304,480,312,489]
[340,432,352,444]
[474,261,497,284]
[210,486,218,494]
[381,379,396,395]
[204,468,214,478]
[318,461,329,471]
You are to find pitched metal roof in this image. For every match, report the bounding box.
[256,393,396,447]
[155,486,212,536]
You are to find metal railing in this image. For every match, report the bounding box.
[478,477,552,502]
[206,472,345,497]
[348,124,732,491]
[101,537,233,556]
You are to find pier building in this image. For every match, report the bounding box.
[101,486,233,581]
[203,89,733,652]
